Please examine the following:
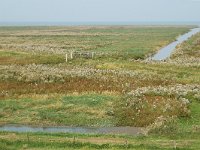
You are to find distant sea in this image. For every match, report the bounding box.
[0,21,200,26]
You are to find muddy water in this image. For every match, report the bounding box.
[0,124,143,135]
[151,28,200,60]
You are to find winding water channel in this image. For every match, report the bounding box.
[1,27,200,135]
[0,125,142,135]
[151,27,200,60]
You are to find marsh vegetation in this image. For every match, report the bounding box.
[0,26,200,149]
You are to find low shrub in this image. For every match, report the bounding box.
[114,85,193,127]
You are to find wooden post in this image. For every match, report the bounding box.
[27,133,30,144]
[125,140,128,149]
[91,52,94,59]
[66,54,68,62]
[70,51,73,59]
[73,136,76,144]
[173,140,177,149]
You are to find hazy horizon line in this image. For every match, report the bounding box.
[0,21,200,26]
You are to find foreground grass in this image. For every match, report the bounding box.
[0,130,200,150]
[1,99,200,149]
[0,94,117,127]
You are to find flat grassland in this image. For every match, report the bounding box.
[0,26,200,149]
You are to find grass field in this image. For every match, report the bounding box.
[0,26,190,64]
[1,131,200,150]
[0,26,200,149]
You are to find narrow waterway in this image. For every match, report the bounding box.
[151,27,200,60]
[0,124,143,135]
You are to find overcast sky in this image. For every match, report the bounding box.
[0,0,200,23]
